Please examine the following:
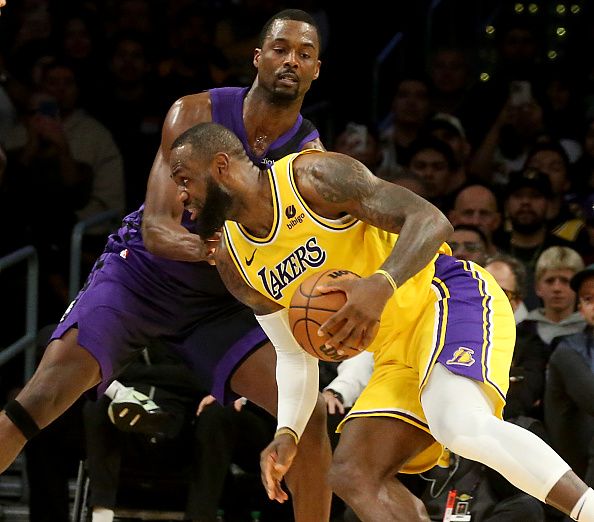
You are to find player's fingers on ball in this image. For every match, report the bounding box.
[316,282,343,294]
[318,310,345,337]
[361,321,380,349]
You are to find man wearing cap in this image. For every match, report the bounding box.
[423,112,471,192]
[545,263,594,486]
[499,168,575,309]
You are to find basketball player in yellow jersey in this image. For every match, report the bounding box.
[168,122,594,522]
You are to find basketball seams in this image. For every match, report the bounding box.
[303,269,333,357]
[289,268,360,361]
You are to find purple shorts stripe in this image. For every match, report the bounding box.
[210,326,268,403]
[345,408,429,431]
[420,279,449,389]
[429,256,500,392]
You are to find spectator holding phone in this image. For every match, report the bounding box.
[2,89,93,319]
[470,80,548,186]
[3,59,125,318]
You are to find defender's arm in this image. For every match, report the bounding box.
[142,94,213,262]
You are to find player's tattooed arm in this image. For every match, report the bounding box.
[295,152,453,289]
[215,234,283,316]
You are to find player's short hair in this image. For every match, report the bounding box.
[535,246,585,282]
[171,122,245,160]
[485,253,527,299]
[259,9,321,51]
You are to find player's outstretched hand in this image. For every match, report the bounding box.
[317,274,393,352]
[323,389,345,415]
[260,433,297,503]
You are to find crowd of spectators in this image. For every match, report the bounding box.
[0,1,594,521]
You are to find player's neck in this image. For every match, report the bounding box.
[243,84,302,135]
[232,170,275,239]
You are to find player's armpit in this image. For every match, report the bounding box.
[215,235,282,315]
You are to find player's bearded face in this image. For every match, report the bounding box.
[194,179,232,239]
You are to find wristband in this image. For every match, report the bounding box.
[374,269,398,292]
[275,426,299,445]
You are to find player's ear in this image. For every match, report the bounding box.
[313,59,321,81]
[213,152,231,180]
[253,48,262,68]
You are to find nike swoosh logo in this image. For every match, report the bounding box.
[245,249,257,266]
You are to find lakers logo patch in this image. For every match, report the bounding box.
[446,347,476,367]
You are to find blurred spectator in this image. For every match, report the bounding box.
[449,184,502,257]
[378,76,431,174]
[322,351,374,445]
[192,395,287,522]
[524,141,589,254]
[0,60,18,143]
[540,63,585,145]
[107,0,155,40]
[449,224,488,266]
[1,90,93,318]
[391,173,428,199]
[333,122,398,181]
[498,168,575,309]
[91,32,162,211]
[545,263,594,486]
[572,116,594,195]
[583,195,594,265]
[470,92,547,187]
[462,15,546,148]
[402,135,458,213]
[422,112,471,192]
[158,5,234,109]
[485,254,529,324]
[485,254,548,421]
[520,246,585,347]
[84,343,206,522]
[5,59,125,231]
[55,10,106,107]
[427,46,473,117]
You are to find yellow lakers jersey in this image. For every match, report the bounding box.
[223,150,452,343]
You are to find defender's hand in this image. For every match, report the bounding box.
[260,434,297,503]
[317,274,393,351]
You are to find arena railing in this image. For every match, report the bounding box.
[0,245,38,380]
[69,209,120,302]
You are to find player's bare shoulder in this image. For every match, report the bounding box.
[161,92,213,149]
[293,151,377,211]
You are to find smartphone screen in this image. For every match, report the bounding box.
[509,81,532,106]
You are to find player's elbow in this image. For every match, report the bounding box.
[141,219,163,255]
[435,210,454,241]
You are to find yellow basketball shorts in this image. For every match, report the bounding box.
[338,256,516,473]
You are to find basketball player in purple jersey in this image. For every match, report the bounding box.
[0,10,332,520]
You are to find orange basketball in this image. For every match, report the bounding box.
[289,269,361,362]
